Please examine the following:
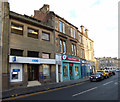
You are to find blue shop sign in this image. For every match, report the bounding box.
[32,59,38,62]
[13,69,20,72]
[12,57,16,62]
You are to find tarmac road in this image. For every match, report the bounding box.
[3,72,119,101]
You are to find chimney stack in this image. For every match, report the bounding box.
[80,25,84,34]
[39,4,50,13]
[85,29,88,36]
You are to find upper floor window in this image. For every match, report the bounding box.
[59,21,65,34]
[10,49,23,56]
[60,40,66,54]
[11,22,23,35]
[28,28,38,39]
[80,35,83,44]
[71,44,76,56]
[42,32,50,41]
[42,53,50,59]
[27,51,39,57]
[71,28,75,38]
[62,23,65,34]
[59,21,62,32]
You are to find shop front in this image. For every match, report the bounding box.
[81,60,91,78]
[9,56,56,87]
[62,55,81,81]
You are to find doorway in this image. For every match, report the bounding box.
[69,66,73,79]
[28,64,39,81]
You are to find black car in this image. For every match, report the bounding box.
[90,72,104,82]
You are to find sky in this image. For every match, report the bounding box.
[8,0,119,58]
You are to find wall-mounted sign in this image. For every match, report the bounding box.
[13,69,20,72]
[62,55,80,61]
[12,56,16,62]
[32,59,38,62]
[62,55,67,60]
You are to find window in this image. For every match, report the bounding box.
[28,51,39,57]
[60,40,66,53]
[10,49,23,56]
[71,44,74,55]
[59,21,62,32]
[73,29,75,38]
[75,66,79,76]
[43,65,51,79]
[28,28,38,39]
[74,45,76,56]
[71,44,76,56]
[71,28,75,38]
[59,21,65,33]
[11,22,23,35]
[42,53,50,59]
[63,41,66,53]
[60,40,63,53]
[63,65,68,77]
[71,28,73,37]
[81,48,84,58]
[62,23,65,33]
[80,35,83,44]
[42,32,50,41]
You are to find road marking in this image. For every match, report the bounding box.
[72,87,97,97]
[3,81,88,101]
[103,81,113,86]
[114,82,118,85]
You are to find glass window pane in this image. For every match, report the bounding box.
[63,65,68,77]
[63,41,66,53]
[60,40,63,53]
[62,23,65,33]
[59,21,62,32]
[42,32,50,41]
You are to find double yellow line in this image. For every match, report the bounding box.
[3,81,88,101]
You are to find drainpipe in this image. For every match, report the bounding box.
[0,1,2,100]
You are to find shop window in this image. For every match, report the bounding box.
[63,65,68,77]
[10,49,23,56]
[42,32,50,41]
[28,28,38,39]
[75,66,79,76]
[11,22,23,35]
[43,65,50,79]
[42,53,50,59]
[28,51,39,57]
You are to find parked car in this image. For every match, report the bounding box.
[116,69,120,72]
[97,70,109,78]
[111,70,115,75]
[90,72,104,82]
[105,70,112,77]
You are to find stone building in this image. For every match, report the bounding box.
[2,2,56,90]
[1,3,95,90]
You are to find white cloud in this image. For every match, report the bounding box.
[8,0,118,58]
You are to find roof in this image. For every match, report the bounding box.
[9,11,54,31]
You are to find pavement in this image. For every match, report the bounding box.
[2,76,89,100]
[2,72,119,102]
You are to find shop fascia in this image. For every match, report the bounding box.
[62,55,80,62]
[9,56,56,64]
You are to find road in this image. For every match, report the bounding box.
[4,72,119,101]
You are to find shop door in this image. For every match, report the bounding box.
[28,64,39,81]
[69,66,73,79]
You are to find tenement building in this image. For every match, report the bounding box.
[2,2,95,90]
[34,4,95,81]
